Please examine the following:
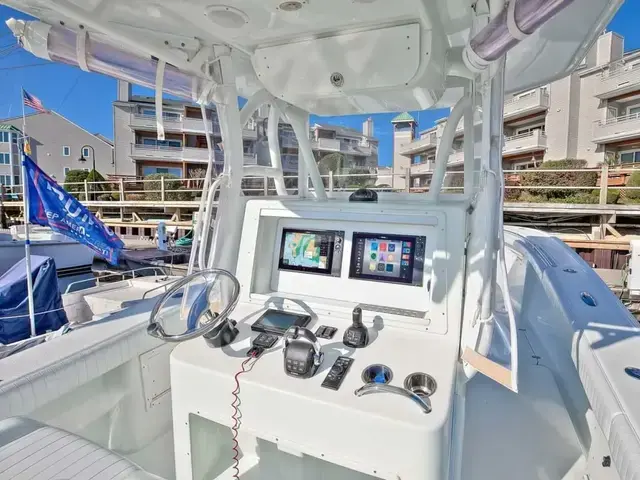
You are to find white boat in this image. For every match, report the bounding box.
[0,225,95,276]
[1,1,638,480]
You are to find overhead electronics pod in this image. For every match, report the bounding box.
[278,228,344,277]
[349,232,426,287]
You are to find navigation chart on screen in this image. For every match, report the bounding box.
[282,231,328,269]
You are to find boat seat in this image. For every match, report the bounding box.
[0,417,163,480]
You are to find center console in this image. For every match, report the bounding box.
[170,197,468,479]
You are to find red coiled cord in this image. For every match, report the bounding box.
[230,352,259,479]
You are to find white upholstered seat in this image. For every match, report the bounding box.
[0,417,163,480]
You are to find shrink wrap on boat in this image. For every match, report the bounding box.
[0,255,68,344]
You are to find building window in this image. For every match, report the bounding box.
[62,146,71,156]
[246,117,256,130]
[140,108,180,120]
[14,176,19,185]
[64,167,71,176]
[513,161,537,170]
[0,175,11,185]
[628,106,640,117]
[82,147,91,157]
[0,132,9,143]
[141,138,182,148]
[142,166,182,177]
[515,124,545,135]
[620,150,640,164]
[0,153,9,165]
[11,133,17,144]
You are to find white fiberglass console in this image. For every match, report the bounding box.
[170,195,468,479]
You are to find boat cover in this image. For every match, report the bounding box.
[0,255,68,344]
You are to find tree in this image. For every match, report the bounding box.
[143,173,190,201]
[317,152,346,188]
[64,169,105,200]
[344,167,376,189]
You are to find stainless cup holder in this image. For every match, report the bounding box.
[403,372,437,398]
[361,364,393,384]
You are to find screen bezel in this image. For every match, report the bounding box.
[278,228,337,275]
[349,232,424,286]
[251,309,312,336]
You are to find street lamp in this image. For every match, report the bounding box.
[79,144,96,200]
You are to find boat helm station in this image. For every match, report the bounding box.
[1,0,636,479]
[147,192,464,478]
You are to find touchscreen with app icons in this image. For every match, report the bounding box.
[349,232,426,286]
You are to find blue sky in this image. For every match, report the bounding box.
[0,3,638,166]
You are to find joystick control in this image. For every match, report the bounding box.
[343,307,369,348]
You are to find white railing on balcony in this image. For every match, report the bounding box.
[596,59,640,98]
[130,113,182,131]
[130,113,262,138]
[130,144,212,162]
[448,149,465,165]
[398,133,437,156]
[593,112,640,143]
[503,130,547,155]
[182,116,216,133]
[503,89,549,119]
[312,137,341,151]
[410,161,434,175]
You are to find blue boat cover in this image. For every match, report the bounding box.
[0,255,68,344]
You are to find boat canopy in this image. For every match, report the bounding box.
[4,0,622,114]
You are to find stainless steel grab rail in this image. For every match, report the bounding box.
[354,383,432,414]
[64,266,169,294]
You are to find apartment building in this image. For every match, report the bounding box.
[113,81,260,178]
[114,81,379,178]
[0,112,114,186]
[278,118,379,174]
[393,30,640,189]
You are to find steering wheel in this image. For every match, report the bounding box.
[147,269,240,344]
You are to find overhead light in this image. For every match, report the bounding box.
[204,5,249,29]
[278,1,304,12]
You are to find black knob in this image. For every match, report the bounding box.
[352,307,363,327]
[344,307,369,348]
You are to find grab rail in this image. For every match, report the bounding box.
[63,266,168,294]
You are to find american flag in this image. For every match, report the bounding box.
[22,89,47,113]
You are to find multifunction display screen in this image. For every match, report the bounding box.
[278,228,344,277]
[349,232,426,286]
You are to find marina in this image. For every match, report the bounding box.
[1,1,640,480]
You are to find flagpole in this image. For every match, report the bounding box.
[21,87,36,337]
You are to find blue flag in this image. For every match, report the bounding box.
[23,155,124,265]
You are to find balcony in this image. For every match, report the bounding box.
[130,113,214,134]
[448,149,465,166]
[182,116,217,134]
[503,89,549,121]
[399,133,437,156]
[130,144,218,163]
[596,60,640,99]
[410,161,434,176]
[503,130,547,156]
[311,138,341,152]
[593,113,640,144]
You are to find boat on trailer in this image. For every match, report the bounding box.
[1,0,638,479]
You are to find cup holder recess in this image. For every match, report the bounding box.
[361,364,393,384]
[403,372,437,398]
